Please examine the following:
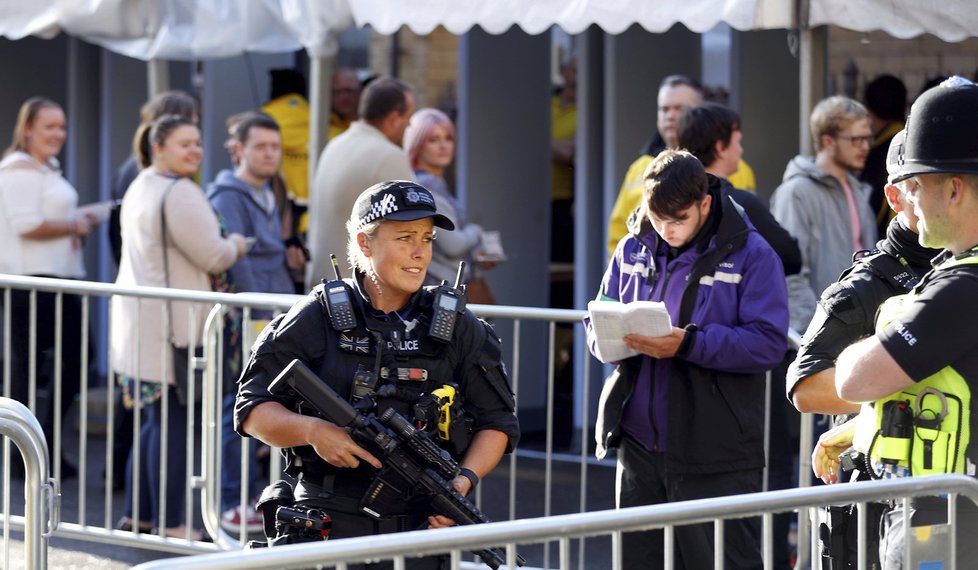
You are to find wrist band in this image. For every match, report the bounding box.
[458,467,479,493]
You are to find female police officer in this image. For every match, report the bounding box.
[233,180,519,564]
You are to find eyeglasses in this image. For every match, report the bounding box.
[835,134,874,146]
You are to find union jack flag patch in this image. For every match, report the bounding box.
[339,333,371,353]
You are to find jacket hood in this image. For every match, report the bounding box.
[206,168,250,197]
[782,155,838,187]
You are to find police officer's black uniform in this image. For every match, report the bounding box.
[788,215,939,410]
[786,215,939,569]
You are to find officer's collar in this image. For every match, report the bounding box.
[351,270,423,322]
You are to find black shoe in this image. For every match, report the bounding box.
[117,518,152,533]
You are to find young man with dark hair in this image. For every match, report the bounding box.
[208,113,307,532]
[588,149,789,569]
[677,102,801,275]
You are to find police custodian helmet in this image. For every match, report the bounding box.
[891,76,978,183]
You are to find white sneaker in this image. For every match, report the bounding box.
[221,505,263,533]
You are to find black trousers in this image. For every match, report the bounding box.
[617,434,763,570]
[5,287,83,457]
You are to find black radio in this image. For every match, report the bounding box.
[323,254,357,331]
[429,262,467,342]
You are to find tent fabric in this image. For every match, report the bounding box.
[348,0,793,36]
[1,0,976,61]
[0,0,353,60]
[809,0,978,43]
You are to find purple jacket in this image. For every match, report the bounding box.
[588,183,789,474]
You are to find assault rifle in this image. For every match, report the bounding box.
[268,359,524,569]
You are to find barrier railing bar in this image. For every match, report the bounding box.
[0,397,60,569]
[79,293,90,526]
[131,475,978,570]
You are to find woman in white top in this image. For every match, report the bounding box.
[404,108,495,290]
[0,97,102,478]
[112,114,245,539]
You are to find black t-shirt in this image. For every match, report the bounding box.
[879,263,978,382]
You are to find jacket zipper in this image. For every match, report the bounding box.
[646,263,674,451]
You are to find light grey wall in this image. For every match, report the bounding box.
[457,27,552,432]
[738,30,802,202]
[573,26,607,445]
[0,36,70,153]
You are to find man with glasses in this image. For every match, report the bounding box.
[771,96,878,332]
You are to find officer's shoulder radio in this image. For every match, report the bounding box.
[429,261,468,342]
[323,254,357,331]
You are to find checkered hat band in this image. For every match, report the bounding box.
[358,193,400,229]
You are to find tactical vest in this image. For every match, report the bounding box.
[854,253,978,477]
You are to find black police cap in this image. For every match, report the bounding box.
[892,76,978,182]
[352,180,455,232]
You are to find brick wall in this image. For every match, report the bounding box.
[827,27,978,103]
[369,26,459,113]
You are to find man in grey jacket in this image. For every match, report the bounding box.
[771,95,878,331]
[209,113,306,533]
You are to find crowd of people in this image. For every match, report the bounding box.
[1,63,976,569]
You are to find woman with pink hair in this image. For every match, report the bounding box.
[404,108,494,291]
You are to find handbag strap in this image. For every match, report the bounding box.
[159,178,180,343]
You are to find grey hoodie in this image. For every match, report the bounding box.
[771,155,877,324]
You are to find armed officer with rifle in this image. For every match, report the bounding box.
[233,180,520,568]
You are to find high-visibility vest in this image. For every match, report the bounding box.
[853,253,978,477]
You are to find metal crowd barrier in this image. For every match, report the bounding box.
[0,397,60,569]
[0,274,605,561]
[0,273,823,568]
[130,475,978,570]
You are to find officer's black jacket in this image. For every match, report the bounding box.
[234,273,519,499]
[786,216,940,404]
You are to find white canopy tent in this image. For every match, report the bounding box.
[5,1,975,58]
[350,0,978,43]
[2,0,974,161]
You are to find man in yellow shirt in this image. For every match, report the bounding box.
[606,75,755,256]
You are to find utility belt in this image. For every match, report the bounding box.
[854,381,970,479]
[294,471,419,517]
[249,478,423,549]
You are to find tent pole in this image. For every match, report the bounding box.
[147,59,169,98]
[308,54,336,187]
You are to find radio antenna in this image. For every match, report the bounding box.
[330,254,343,280]
[453,261,466,289]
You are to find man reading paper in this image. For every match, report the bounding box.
[585,150,789,569]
